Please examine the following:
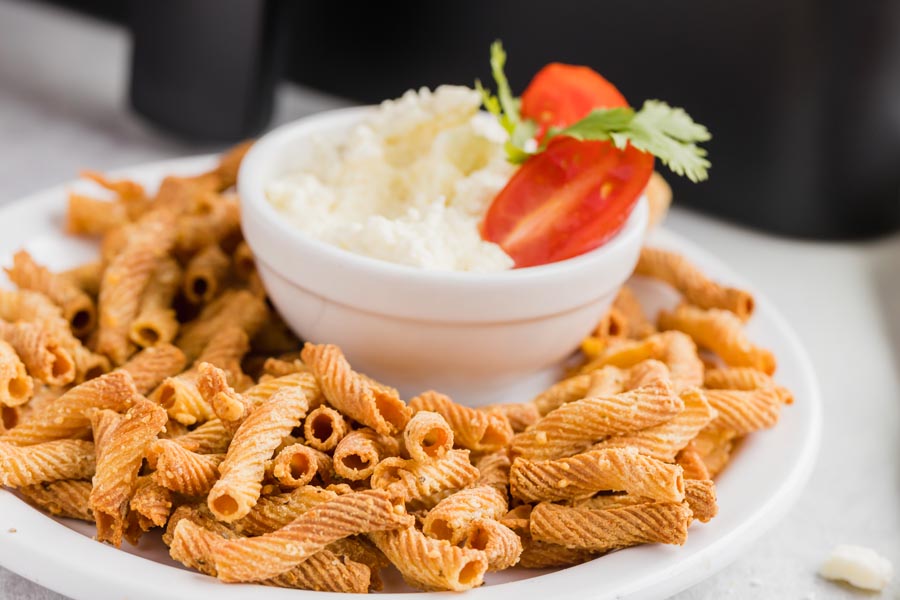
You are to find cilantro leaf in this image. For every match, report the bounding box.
[505,119,538,164]
[489,41,520,128]
[476,41,536,164]
[552,100,711,182]
[477,43,711,181]
[475,79,501,118]
[546,106,636,143]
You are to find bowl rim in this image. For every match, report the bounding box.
[238,105,649,288]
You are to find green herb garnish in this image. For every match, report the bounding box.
[477,42,711,182]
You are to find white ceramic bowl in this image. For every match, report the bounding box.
[239,107,648,405]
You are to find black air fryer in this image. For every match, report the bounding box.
[56,0,900,239]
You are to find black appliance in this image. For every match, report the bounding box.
[43,0,900,239]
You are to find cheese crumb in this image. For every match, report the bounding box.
[267,86,516,272]
[819,544,893,591]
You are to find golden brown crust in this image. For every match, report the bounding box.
[684,478,717,522]
[512,379,683,461]
[118,343,186,395]
[371,449,479,504]
[183,244,230,305]
[96,211,176,365]
[530,501,692,551]
[151,439,223,497]
[409,391,513,452]
[0,321,75,387]
[369,526,488,591]
[302,343,410,436]
[531,373,594,416]
[592,387,716,461]
[3,371,136,446]
[464,518,523,570]
[211,489,413,582]
[705,388,783,435]
[129,257,181,347]
[0,339,33,407]
[481,402,540,433]
[332,429,398,481]
[0,439,96,487]
[510,447,684,503]
[637,247,754,321]
[5,250,97,337]
[402,410,454,463]
[90,398,168,546]
[302,405,349,451]
[659,304,775,374]
[613,284,657,339]
[207,387,311,522]
[422,485,508,544]
[20,479,93,521]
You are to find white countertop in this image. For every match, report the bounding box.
[0,1,897,598]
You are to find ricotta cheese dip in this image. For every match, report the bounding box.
[266,86,517,272]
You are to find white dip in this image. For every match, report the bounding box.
[266,86,517,272]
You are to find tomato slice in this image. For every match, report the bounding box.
[521,63,628,139]
[482,137,654,268]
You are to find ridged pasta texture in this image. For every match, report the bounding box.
[422,485,508,544]
[636,247,755,321]
[531,373,593,416]
[511,379,684,461]
[482,402,540,433]
[169,518,373,592]
[611,285,657,339]
[592,387,716,461]
[129,257,182,347]
[118,343,186,395]
[0,339,33,407]
[3,371,137,446]
[5,250,97,337]
[211,489,413,582]
[332,429,398,481]
[96,211,176,365]
[403,410,454,463]
[0,439,95,487]
[301,343,410,436]
[369,526,488,591]
[303,405,349,451]
[464,518,523,571]
[659,304,775,374]
[20,479,93,521]
[0,145,793,593]
[371,449,479,503]
[90,398,167,546]
[475,450,512,495]
[207,387,311,522]
[152,439,223,496]
[510,447,685,503]
[409,391,513,452]
[0,321,75,386]
[704,388,783,435]
[530,501,692,551]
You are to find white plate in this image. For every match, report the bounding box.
[0,156,822,600]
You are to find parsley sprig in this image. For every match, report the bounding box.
[477,42,712,182]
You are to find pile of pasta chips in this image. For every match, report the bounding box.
[0,145,792,592]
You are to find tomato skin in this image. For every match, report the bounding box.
[521,63,628,139]
[483,138,654,268]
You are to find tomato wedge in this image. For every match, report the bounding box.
[521,63,628,139]
[482,137,654,268]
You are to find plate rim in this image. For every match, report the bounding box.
[0,156,823,600]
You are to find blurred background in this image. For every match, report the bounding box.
[10,0,900,239]
[0,3,899,600]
